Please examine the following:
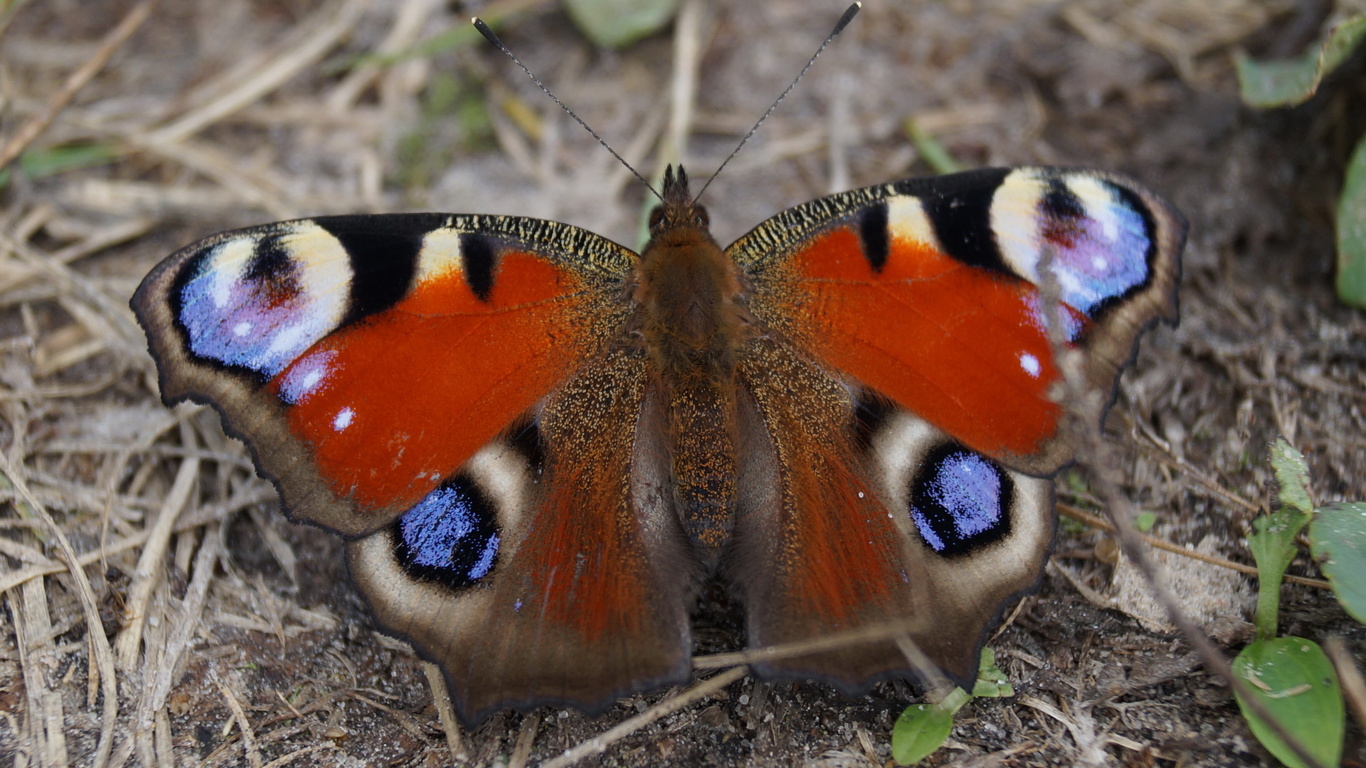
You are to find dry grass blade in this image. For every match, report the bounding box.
[1018,694,1106,763]
[119,524,223,764]
[693,617,929,670]
[1130,418,1261,515]
[327,0,442,110]
[0,488,267,594]
[258,745,339,768]
[126,138,297,219]
[507,712,540,768]
[2,459,119,768]
[422,662,467,763]
[0,0,154,170]
[113,454,198,669]
[665,0,705,168]
[0,230,142,348]
[13,535,67,768]
[0,218,152,299]
[215,674,265,768]
[1325,637,1366,733]
[145,0,372,145]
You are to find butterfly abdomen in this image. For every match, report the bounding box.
[638,245,747,556]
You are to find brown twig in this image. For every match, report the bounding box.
[1325,636,1366,733]
[1058,502,1331,589]
[1129,418,1261,515]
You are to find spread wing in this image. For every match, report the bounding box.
[133,213,697,723]
[727,167,1185,687]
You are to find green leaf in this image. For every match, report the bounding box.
[11,143,119,182]
[1232,637,1343,768]
[1337,132,1366,308]
[1269,438,1314,515]
[1061,468,1089,496]
[24,143,118,176]
[1134,510,1158,533]
[972,647,1014,698]
[1309,501,1366,624]
[1248,507,1309,640]
[904,118,962,175]
[564,0,680,49]
[1236,14,1366,108]
[891,702,954,765]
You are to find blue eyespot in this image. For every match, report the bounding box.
[394,477,500,589]
[1040,181,1152,317]
[910,447,1012,556]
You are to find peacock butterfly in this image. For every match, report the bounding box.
[130,13,1185,730]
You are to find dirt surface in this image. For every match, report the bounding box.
[1,0,1364,766]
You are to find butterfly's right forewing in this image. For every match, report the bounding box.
[133,213,636,537]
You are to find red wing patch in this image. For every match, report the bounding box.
[271,250,610,515]
[774,226,1080,462]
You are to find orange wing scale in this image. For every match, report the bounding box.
[783,227,1086,460]
[270,252,598,514]
[778,439,901,627]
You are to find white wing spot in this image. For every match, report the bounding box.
[1091,255,1109,271]
[233,321,252,337]
[333,407,355,432]
[1019,352,1042,378]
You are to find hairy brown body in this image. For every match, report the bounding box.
[633,168,751,555]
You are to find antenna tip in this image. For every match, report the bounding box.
[472,17,499,45]
[834,3,861,33]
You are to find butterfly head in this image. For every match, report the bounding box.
[647,166,711,244]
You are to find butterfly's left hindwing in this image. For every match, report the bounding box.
[730,346,1055,688]
[132,213,637,537]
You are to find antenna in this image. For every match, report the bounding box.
[474,3,861,206]
[692,3,861,203]
[472,18,663,201]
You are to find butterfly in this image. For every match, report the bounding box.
[132,163,1184,726]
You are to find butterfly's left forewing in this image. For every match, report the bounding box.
[727,167,1184,688]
